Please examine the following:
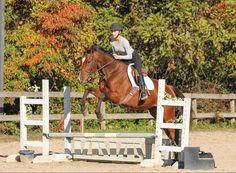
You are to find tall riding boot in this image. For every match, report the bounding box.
[139,74,148,101]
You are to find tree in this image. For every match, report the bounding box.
[5,0,96,91]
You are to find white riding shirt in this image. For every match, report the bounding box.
[110,36,134,60]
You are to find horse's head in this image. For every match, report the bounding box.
[78,47,98,83]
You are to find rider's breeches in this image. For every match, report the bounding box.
[132,51,143,75]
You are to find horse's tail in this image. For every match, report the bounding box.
[172,86,185,98]
[171,85,185,146]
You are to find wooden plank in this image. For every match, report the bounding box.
[0,91,236,99]
[195,112,236,119]
[184,93,236,99]
[0,91,93,98]
[1,111,236,122]
[0,113,153,122]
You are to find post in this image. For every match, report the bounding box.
[230,100,235,125]
[80,117,84,133]
[42,80,49,155]
[230,100,235,113]
[64,86,71,154]
[0,0,5,115]
[154,79,165,165]
[100,102,106,130]
[190,99,197,129]
[181,98,191,147]
[20,96,27,150]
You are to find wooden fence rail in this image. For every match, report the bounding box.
[0,91,235,122]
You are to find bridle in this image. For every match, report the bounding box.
[84,53,115,74]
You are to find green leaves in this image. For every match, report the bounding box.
[4,0,236,94]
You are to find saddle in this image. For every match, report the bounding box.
[127,64,154,90]
[131,68,148,77]
[120,64,154,104]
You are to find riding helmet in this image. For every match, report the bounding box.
[110,23,123,31]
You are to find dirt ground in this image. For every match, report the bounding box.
[0,129,236,172]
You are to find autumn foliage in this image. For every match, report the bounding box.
[4,1,96,91]
[4,0,236,94]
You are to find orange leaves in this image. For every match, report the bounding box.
[37,2,91,33]
[209,2,230,20]
[25,52,44,66]
[5,1,96,90]
[35,1,95,59]
[38,12,74,32]
[59,3,91,22]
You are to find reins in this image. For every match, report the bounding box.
[97,58,115,72]
[85,50,127,78]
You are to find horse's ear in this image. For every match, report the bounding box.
[90,46,94,54]
[91,44,100,52]
[85,47,91,54]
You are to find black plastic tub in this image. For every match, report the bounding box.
[19,150,35,163]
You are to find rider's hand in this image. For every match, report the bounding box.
[113,54,119,59]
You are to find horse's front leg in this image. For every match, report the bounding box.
[95,93,106,120]
[80,87,106,120]
[80,89,91,117]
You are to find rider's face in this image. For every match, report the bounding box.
[111,30,120,39]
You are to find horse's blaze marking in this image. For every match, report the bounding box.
[81,57,86,65]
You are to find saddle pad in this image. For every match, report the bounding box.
[127,64,154,90]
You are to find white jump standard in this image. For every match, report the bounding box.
[20,79,192,166]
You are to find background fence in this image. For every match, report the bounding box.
[0,91,235,122]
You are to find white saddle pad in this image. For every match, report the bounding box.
[127,64,154,90]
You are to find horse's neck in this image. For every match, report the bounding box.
[96,52,127,79]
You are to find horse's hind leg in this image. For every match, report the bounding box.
[164,107,176,143]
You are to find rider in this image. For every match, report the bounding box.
[109,23,147,101]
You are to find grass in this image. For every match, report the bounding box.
[191,121,236,130]
[1,119,236,138]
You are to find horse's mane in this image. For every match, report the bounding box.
[86,45,109,55]
[86,45,128,67]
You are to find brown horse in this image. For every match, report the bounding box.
[79,45,184,144]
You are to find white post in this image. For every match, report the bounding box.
[20,96,27,150]
[64,86,71,154]
[42,79,49,155]
[154,79,166,165]
[181,98,191,148]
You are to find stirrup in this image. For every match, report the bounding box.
[140,91,148,101]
